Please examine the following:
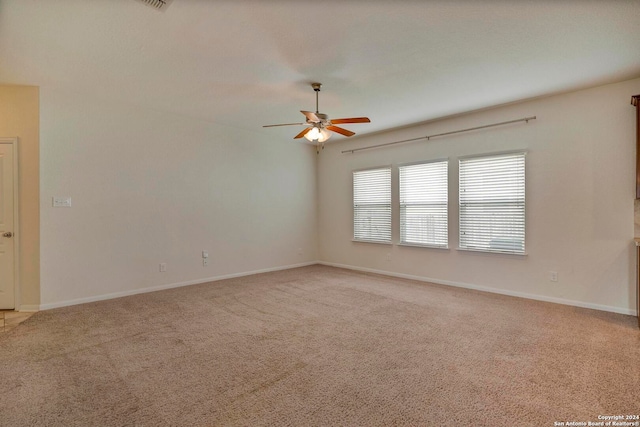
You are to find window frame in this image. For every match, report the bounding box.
[458,151,527,255]
[398,158,449,249]
[352,166,392,244]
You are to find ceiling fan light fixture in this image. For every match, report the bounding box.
[304,126,332,143]
[304,126,321,141]
[318,128,332,143]
[263,82,369,143]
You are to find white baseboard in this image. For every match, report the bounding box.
[318,261,637,316]
[18,304,40,312]
[39,261,317,311]
[30,260,640,317]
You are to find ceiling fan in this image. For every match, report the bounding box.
[263,83,370,151]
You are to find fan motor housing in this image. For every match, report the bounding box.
[306,113,329,125]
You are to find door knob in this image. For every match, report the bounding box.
[2,232,12,238]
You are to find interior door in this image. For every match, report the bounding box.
[0,142,15,309]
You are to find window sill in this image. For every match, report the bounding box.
[397,242,449,250]
[352,239,393,245]
[456,247,528,256]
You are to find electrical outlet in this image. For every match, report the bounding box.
[203,258,210,266]
[159,263,167,272]
[549,271,558,282]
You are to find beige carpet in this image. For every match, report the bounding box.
[1,265,638,426]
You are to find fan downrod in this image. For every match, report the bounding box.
[311,82,322,113]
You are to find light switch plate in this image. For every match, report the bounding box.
[52,197,72,207]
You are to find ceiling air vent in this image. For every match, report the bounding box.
[134,0,174,11]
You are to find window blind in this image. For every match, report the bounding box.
[399,161,448,247]
[459,153,525,254]
[353,167,391,243]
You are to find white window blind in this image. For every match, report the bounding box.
[353,167,391,243]
[399,161,448,247]
[459,153,525,254]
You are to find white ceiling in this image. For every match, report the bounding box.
[1,0,640,142]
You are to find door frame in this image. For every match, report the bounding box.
[0,137,20,310]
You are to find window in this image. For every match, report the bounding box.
[353,167,391,243]
[399,161,448,247]
[459,152,526,254]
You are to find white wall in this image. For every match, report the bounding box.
[40,87,318,308]
[318,78,640,315]
[38,78,640,313]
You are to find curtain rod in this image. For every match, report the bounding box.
[341,116,537,154]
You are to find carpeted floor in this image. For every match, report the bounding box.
[1,265,638,426]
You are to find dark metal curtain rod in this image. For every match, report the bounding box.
[341,116,537,154]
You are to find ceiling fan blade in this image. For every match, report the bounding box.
[330,117,370,125]
[263,122,306,128]
[326,125,355,137]
[301,110,321,123]
[294,127,312,139]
